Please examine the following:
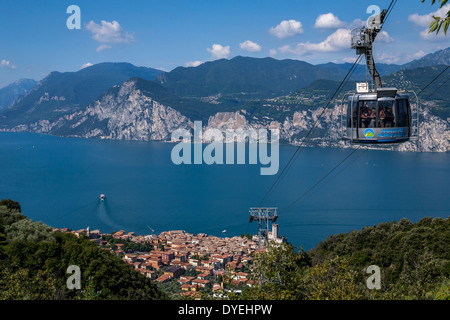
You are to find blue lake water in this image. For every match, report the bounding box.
[0,132,449,250]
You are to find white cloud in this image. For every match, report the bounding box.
[409,4,450,40]
[348,19,366,29]
[80,62,93,69]
[376,31,395,43]
[0,59,17,70]
[86,20,134,52]
[409,4,450,27]
[269,49,277,57]
[279,28,351,56]
[239,40,262,52]
[96,44,112,52]
[409,13,432,28]
[277,18,393,58]
[419,28,448,40]
[314,13,345,29]
[342,56,358,63]
[184,60,204,67]
[269,20,304,38]
[278,45,291,54]
[207,44,231,60]
[407,50,426,61]
[376,52,401,64]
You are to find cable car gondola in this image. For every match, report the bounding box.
[340,8,419,144]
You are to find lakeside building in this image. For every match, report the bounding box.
[54,226,267,295]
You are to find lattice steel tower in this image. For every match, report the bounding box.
[249,207,278,251]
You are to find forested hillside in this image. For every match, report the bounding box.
[240,217,449,300]
[0,199,165,300]
[1,199,448,300]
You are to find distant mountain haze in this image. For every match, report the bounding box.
[155,56,406,99]
[403,47,450,70]
[0,63,163,126]
[0,47,448,149]
[0,79,37,111]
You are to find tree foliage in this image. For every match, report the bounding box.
[302,257,364,300]
[308,217,449,299]
[0,200,166,300]
[5,219,55,243]
[0,199,22,212]
[101,234,153,252]
[1,199,448,300]
[240,217,449,300]
[0,266,57,300]
[241,242,310,300]
[422,0,450,35]
[0,203,25,226]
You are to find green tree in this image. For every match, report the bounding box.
[0,199,21,212]
[5,219,55,243]
[0,266,57,300]
[0,204,25,226]
[157,280,183,300]
[302,257,364,300]
[241,242,310,300]
[422,0,450,35]
[397,251,449,299]
[0,199,167,300]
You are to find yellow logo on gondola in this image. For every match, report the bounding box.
[364,129,375,138]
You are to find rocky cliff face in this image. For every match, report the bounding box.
[4,80,193,141]
[73,81,193,141]
[203,105,450,152]
[2,79,449,152]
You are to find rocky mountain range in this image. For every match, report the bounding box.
[403,47,450,70]
[0,63,162,127]
[0,48,449,152]
[0,78,37,111]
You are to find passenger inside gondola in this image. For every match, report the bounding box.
[369,108,377,128]
[360,107,369,128]
[352,107,357,127]
[379,107,386,128]
[385,106,394,127]
[359,101,376,128]
[359,103,368,128]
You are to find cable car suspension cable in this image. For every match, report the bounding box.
[415,65,450,99]
[282,145,362,212]
[258,55,363,206]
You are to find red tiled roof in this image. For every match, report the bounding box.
[156,274,170,282]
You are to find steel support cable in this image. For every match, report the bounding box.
[383,0,398,25]
[284,65,450,213]
[301,148,368,201]
[254,0,399,216]
[258,55,363,206]
[423,75,450,101]
[282,145,362,212]
[416,65,450,98]
[277,59,363,190]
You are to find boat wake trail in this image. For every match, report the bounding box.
[96,199,124,230]
[53,200,98,223]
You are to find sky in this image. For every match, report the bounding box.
[0,0,449,87]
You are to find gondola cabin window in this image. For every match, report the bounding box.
[396,99,410,128]
[347,99,407,129]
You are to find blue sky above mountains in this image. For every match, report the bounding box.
[0,0,449,87]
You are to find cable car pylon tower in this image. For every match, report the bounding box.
[341,2,420,144]
[352,8,387,91]
[249,207,278,252]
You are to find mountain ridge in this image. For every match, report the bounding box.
[0,63,163,127]
[0,48,449,152]
[0,78,37,111]
[403,47,450,70]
